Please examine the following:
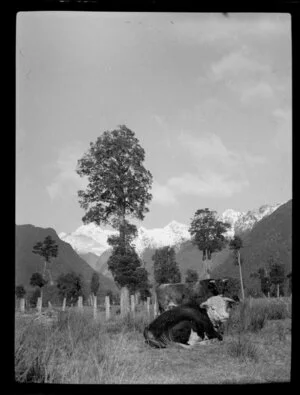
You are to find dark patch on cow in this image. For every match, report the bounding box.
[156,279,220,313]
[143,303,223,349]
[156,278,240,313]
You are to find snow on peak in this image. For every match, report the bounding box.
[59,203,284,257]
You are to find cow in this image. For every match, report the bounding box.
[144,295,235,349]
[155,278,230,313]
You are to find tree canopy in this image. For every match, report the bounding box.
[90,272,100,296]
[185,269,199,284]
[30,272,47,289]
[189,208,230,261]
[56,272,84,305]
[153,246,181,285]
[32,235,58,284]
[76,125,153,229]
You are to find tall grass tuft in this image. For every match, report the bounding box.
[226,335,260,362]
[225,297,291,335]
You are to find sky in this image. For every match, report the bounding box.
[16,12,292,234]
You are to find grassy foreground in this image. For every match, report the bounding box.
[15,298,291,384]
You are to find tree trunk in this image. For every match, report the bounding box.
[203,258,210,279]
[43,261,47,278]
[237,250,245,301]
[277,284,280,298]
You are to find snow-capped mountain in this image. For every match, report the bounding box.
[59,203,284,258]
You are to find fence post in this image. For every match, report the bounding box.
[146,297,150,317]
[93,294,97,320]
[105,295,110,321]
[78,296,83,311]
[37,297,42,313]
[62,297,66,311]
[120,287,129,318]
[20,298,25,313]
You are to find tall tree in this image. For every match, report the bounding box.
[76,125,153,250]
[32,235,58,285]
[153,246,181,285]
[185,269,199,285]
[250,267,271,297]
[56,272,84,306]
[268,256,285,297]
[189,208,230,279]
[90,272,100,298]
[229,235,245,300]
[15,285,26,299]
[30,272,47,302]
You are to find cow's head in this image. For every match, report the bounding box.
[200,295,235,327]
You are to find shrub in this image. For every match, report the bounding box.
[226,335,260,362]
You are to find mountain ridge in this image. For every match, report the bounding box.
[59,202,284,258]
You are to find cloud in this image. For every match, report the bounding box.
[208,48,281,105]
[240,81,274,103]
[272,108,292,154]
[169,14,290,46]
[151,181,178,206]
[210,50,270,82]
[168,172,249,198]
[178,132,240,171]
[46,141,88,200]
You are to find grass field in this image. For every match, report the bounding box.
[15,297,291,384]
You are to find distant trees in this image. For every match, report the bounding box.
[76,125,153,293]
[15,285,26,299]
[268,257,285,297]
[251,256,287,297]
[30,272,47,304]
[229,235,245,300]
[90,272,100,298]
[32,235,58,285]
[56,272,84,305]
[189,208,230,279]
[153,246,181,285]
[250,267,271,297]
[185,269,199,285]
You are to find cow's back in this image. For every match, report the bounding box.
[156,283,191,312]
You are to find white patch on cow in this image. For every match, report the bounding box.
[187,329,201,346]
[200,295,234,327]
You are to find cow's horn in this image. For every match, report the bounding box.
[223,297,235,303]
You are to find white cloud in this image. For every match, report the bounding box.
[151,181,178,206]
[272,108,292,154]
[178,132,240,170]
[240,81,274,103]
[168,172,249,198]
[46,141,88,200]
[210,50,270,81]
[170,14,290,46]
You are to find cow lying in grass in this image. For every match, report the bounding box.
[144,295,235,349]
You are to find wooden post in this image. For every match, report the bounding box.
[37,297,42,313]
[152,291,159,318]
[105,295,110,321]
[78,296,83,311]
[120,287,129,318]
[20,298,25,313]
[93,294,97,320]
[48,301,52,309]
[146,297,150,316]
[131,294,135,317]
[62,297,66,311]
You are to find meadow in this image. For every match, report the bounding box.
[15,297,291,384]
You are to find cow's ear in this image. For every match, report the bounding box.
[200,301,208,309]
